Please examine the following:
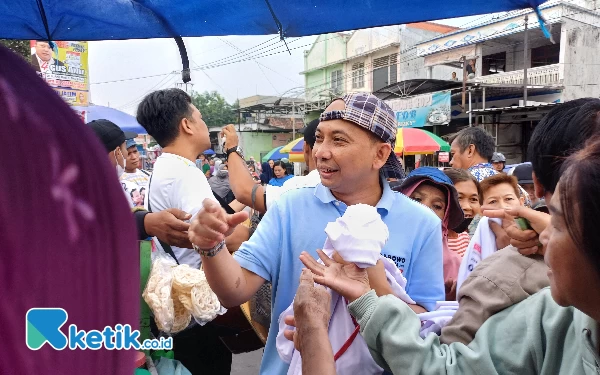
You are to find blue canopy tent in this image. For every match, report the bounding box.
[1,1,546,41]
[73,105,146,135]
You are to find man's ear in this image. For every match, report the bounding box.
[373,142,392,170]
[520,195,525,206]
[466,144,476,158]
[180,117,194,136]
[532,172,545,199]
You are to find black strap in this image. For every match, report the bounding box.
[251,184,259,211]
[212,190,235,215]
[141,169,151,176]
[147,175,180,265]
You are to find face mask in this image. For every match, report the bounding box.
[453,217,474,233]
[115,149,126,176]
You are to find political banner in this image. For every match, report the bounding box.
[387,90,451,128]
[30,40,89,106]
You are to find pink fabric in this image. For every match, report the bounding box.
[399,180,462,284]
[0,46,138,375]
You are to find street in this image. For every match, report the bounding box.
[231,349,263,374]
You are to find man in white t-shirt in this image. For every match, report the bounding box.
[120,139,150,206]
[136,88,231,375]
[224,119,321,214]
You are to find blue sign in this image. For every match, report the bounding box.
[387,90,451,128]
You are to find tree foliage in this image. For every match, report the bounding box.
[191,91,238,127]
[1,39,30,61]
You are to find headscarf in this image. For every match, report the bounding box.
[212,158,223,176]
[397,175,463,286]
[260,162,274,184]
[208,163,231,198]
[0,46,138,375]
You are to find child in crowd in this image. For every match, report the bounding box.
[395,167,465,300]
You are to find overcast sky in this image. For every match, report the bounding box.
[88,15,486,115]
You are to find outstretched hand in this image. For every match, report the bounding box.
[188,198,248,250]
[299,249,371,302]
[283,269,331,352]
[483,205,549,255]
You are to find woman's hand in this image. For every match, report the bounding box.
[299,249,371,302]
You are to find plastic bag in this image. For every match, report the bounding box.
[143,251,181,333]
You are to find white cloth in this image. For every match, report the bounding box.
[323,204,389,268]
[456,217,501,292]
[265,169,321,209]
[146,153,217,268]
[417,301,459,338]
[276,205,414,375]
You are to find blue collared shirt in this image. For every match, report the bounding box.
[234,180,444,375]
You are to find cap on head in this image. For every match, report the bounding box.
[87,119,137,152]
[319,92,403,179]
[125,139,137,149]
[491,152,506,163]
[512,163,533,184]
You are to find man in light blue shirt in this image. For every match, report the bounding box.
[188,93,444,375]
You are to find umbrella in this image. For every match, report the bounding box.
[280,138,304,153]
[202,149,215,155]
[74,105,146,134]
[262,146,288,162]
[288,152,305,163]
[1,1,544,40]
[394,128,450,156]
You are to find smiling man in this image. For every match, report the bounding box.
[188,93,444,375]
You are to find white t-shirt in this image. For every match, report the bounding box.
[145,152,217,268]
[265,169,321,209]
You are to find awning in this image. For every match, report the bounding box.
[1,1,546,40]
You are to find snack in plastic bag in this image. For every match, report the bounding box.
[172,264,205,292]
[189,282,222,323]
[143,252,176,333]
[171,289,192,333]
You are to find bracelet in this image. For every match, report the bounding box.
[193,240,226,257]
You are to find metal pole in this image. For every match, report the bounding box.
[461,56,467,109]
[482,87,486,109]
[524,14,529,105]
[292,100,296,140]
[468,89,472,127]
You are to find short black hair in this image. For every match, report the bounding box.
[273,160,288,175]
[136,88,193,147]
[452,127,495,162]
[528,98,600,193]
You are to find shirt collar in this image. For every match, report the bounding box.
[469,163,493,170]
[314,175,394,216]
[160,152,196,167]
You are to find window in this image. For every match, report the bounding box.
[330,69,343,94]
[352,62,365,89]
[531,44,560,68]
[372,54,398,92]
[482,52,506,75]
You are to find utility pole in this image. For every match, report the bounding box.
[523,14,529,105]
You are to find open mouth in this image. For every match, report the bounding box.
[318,167,339,178]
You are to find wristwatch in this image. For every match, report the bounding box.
[226,145,245,161]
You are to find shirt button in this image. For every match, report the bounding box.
[334,201,340,206]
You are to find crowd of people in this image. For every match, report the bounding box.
[2,42,600,375]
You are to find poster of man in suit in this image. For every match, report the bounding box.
[30,40,89,107]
